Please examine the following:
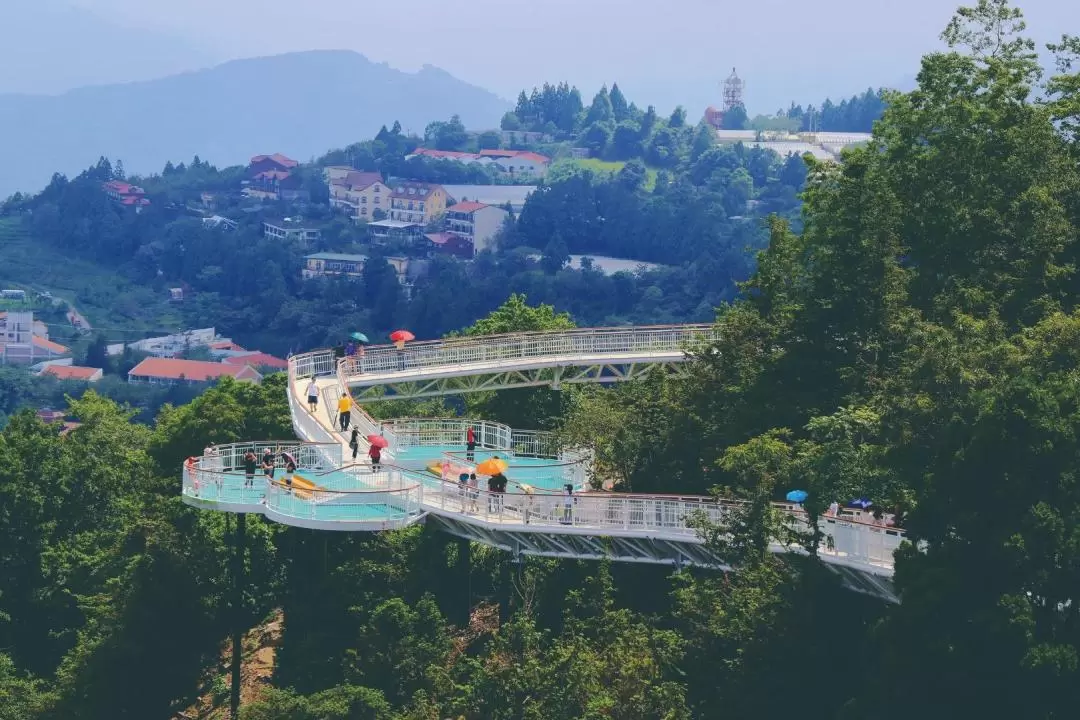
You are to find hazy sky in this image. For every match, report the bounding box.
[68,0,1080,114]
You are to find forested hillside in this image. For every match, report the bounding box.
[1,2,1078,719]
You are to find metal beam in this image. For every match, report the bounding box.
[351,361,689,401]
[425,514,898,603]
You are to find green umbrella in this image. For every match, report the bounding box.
[350,332,370,343]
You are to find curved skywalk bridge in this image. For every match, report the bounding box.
[179,325,908,603]
[338,325,719,401]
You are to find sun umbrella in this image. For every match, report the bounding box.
[280,451,297,466]
[350,332,369,343]
[786,490,808,503]
[367,435,389,449]
[475,457,509,475]
[389,329,415,343]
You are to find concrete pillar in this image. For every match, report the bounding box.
[455,538,472,627]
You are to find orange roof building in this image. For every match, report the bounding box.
[42,365,104,382]
[128,357,263,385]
[223,352,288,371]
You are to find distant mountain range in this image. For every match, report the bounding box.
[0,0,215,95]
[0,50,511,197]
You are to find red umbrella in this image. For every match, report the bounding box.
[367,435,389,449]
[389,330,415,343]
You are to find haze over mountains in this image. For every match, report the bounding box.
[0,51,510,197]
[0,0,216,95]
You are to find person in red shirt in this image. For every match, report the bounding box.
[466,426,476,461]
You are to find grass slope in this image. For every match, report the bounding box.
[554,158,659,190]
[0,217,181,341]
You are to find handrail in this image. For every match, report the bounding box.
[338,324,718,379]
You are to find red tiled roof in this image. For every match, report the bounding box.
[32,336,70,355]
[43,365,102,381]
[425,232,455,245]
[448,201,488,213]
[413,148,478,160]
[478,149,518,158]
[104,180,145,194]
[223,352,288,370]
[332,171,383,190]
[209,340,246,351]
[251,153,299,168]
[128,357,258,382]
[507,151,551,164]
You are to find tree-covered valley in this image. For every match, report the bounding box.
[1,2,1080,718]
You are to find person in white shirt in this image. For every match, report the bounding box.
[305,377,319,413]
[828,501,839,517]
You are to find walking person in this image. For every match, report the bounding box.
[466,425,476,462]
[243,450,257,489]
[261,448,276,499]
[368,442,382,473]
[467,473,479,513]
[204,442,222,493]
[349,427,360,461]
[306,377,319,413]
[337,392,352,432]
[561,484,574,525]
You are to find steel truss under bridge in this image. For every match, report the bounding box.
[426,514,899,603]
[351,360,687,401]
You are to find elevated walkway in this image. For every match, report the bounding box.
[335,325,719,400]
[180,325,910,603]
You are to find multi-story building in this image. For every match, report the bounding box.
[444,201,510,255]
[103,180,150,211]
[302,252,412,289]
[328,170,391,221]
[388,182,448,225]
[263,218,322,244]
[303,252,368,280]
[367,219,426,247]
[0,311,70,364]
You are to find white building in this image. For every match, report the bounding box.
[442,185,535,214]
[263,218,322,244]
[444,202,509,254]
[116,328,221,358]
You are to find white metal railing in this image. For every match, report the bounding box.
[381,417,512,451]
[290,350,338,380]
[339,324,718,379]
[181,441,340,503]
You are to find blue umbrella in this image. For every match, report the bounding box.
[786,490,808,503]
[350,332,370,343]
[848,498,872,509]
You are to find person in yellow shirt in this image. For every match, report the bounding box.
[337,392,352,432]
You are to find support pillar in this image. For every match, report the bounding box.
[455,538,472,627]
[498,556,512,624]
[230,513,247,720]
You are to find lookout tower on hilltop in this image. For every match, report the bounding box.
[722,67,745,112]
[705,67,746,130]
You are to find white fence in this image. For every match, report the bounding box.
[339,324,718,378]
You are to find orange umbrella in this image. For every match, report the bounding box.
[389,330,415,343]
[475,457,508,475]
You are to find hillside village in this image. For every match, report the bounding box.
[0,78,876,425]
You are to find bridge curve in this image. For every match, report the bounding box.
[338,324,719,401]
[180,325,909,603]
